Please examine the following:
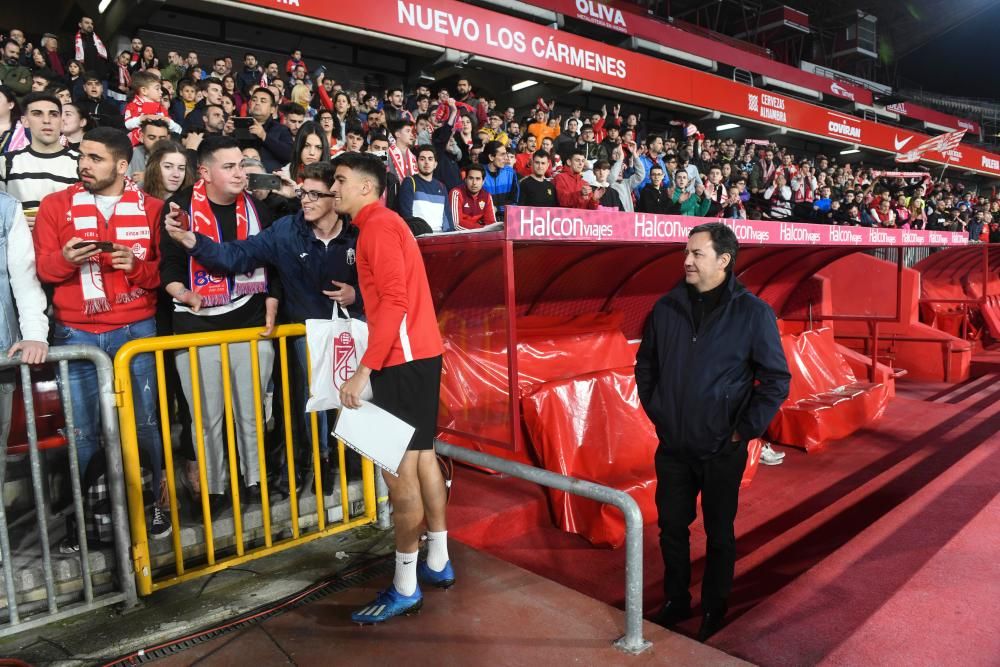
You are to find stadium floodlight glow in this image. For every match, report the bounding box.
[840,147,861,155]
[716,123,740,131]
[511,80,537,92]
[98,0,113,13]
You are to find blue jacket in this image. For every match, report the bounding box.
[189,212,363,322]
[397,175,454,232]
[635,275,790,458]
[483,165,519,219]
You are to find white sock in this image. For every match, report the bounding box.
[394,550,418,596]
[426,531,449,572]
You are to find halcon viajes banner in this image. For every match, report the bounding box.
[506,207,970,246]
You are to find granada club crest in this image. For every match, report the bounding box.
[333,331,356,385]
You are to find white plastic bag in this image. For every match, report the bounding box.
[305,304,372,411]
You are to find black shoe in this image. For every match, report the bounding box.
[207,493,229,517]
[697,608,727,642]
[320,457,335,497]
[652,599,692,627]
[244,484,261,505]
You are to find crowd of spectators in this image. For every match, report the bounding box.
[1,18,999,556]
[2,20,998,240]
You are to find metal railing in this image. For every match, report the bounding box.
[0,345,137,638]
[113,325,383,596]
[434,440,652,655]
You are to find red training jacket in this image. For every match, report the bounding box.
[553,170,599,210]
[354,201,444,370]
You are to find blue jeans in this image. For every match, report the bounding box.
[53,318,163,496]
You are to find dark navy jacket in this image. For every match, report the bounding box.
[635,274,790,459]
[189,212,362,322]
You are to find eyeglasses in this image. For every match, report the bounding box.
[296,189,336,201]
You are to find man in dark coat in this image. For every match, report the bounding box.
[635,222,790,641]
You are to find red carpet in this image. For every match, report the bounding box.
[447,352,1000,665]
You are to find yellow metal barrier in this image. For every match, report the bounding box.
[114,325,378,596]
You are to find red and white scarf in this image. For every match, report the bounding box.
[758,159,776,185]
[74,30,107,62]
[188,179,267,307]
[387,145,416,179]
[70,180,152,314]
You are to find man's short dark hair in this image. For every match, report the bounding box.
[22,91,62,112]
[140,118,170,132]
[414,144,436,159]
[82,70,103,84]
[532,149,550,161]
[82,127,133,164]
[301,161,336,188]
[32,69,56,84]
[252,87,276,105]
[345,122,365,138]
[649,165,664,173]
[484,140,505,161]
[690,222,738,273]
[177,78,196,91]
[284,102,306,117]
[2,38,18,51]
[197,134,241,166]
[332,152,387,197]
[244,52,256,60]
[198,78,222,92]
[567,148,587,160]
[465,163,485,178]
[387,119,413,137]
[593,159,611,170]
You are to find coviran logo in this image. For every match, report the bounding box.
[828,117,861,140]
[575,0,627,30]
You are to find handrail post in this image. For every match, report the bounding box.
[434,440,652,654]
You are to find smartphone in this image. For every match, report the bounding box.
[234,117,255,141]
[73,241,115,252]
[248,173,282,191]
[312,65,327,80]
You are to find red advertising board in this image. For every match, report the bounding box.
[236,0,1000,177]
[518,0,873,105]
[507,207,970,246]
[886,101,981,135]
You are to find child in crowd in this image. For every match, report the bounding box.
[124,71,181,146]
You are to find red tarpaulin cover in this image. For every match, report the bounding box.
[523,365,764,548]
[438,313,636,454]
[767,328,889,452]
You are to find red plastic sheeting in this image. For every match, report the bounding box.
[438,313,635,456]
[768,328,889,452]
[522,366,763,548]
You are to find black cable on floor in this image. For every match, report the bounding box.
[98,553,394,666]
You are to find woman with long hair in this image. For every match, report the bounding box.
[143,140,193,200]
[222,74,246,115]
[140,45,159,71]
[0,86,27,154]
[290,83,315,120]
[284,121,329,182]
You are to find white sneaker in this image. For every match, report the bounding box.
[760,443,785,466]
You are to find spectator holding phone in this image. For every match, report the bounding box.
[32,127,169,547]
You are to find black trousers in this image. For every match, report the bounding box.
[654,440,747,613]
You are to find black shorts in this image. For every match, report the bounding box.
[370,355,442,452]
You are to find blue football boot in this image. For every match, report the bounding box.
[351,586,423,624]
[417,559,456,589]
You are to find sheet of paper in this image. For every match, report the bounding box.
[333,401,414,476]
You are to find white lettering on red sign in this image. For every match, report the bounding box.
[830,227,862,244]
[981,156,999,170]
[747,93,787,123]
[574,0,628,31]
[868,229,897,244]
[779,223,819,243]
[828,116,862,140]
[958,120,974,131]
[929,232,949,245]
[727,221,770,243]
[274,0,300,5]
[518,208,615,239]
[395,1,627,78]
